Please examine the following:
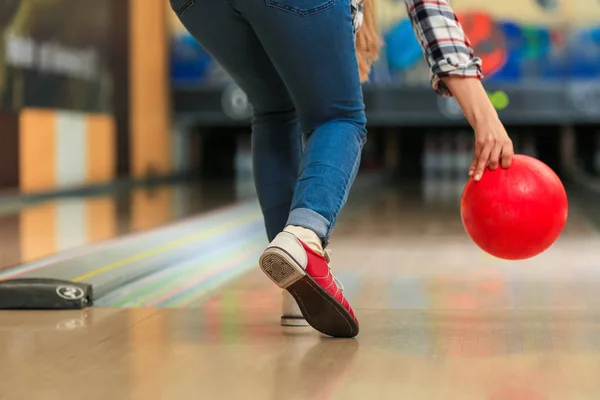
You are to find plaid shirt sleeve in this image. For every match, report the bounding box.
[404,0,484,97]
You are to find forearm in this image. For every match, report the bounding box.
[442,76,498,127]
[404,0,483,97]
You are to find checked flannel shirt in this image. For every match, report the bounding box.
[351,0,484,97]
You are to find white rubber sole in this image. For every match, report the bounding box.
[280,316,310,327]
[259,231,307,288]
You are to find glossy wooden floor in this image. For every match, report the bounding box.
[2,189,600,399]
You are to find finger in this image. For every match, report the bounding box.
[469,157,477,176]
[474,142,493,181]
[469,143,482,176]
[501,141,514,168]
[488,142,502,170]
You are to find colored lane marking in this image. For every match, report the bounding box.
[0,200,261,281]
[142,242,262,307]
[152,246,262,307]
[72,211,262,283]
[104,228,249,305]
[111,233,264,307]
[173,258,258,308]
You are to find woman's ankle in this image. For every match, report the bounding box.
[283,225,324,256]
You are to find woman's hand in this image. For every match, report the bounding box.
[441,76,514,181]
[470,115,513,180]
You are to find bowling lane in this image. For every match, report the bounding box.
[2,187,600,399]
[0,181,244,272]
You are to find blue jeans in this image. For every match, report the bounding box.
[171,0,367,246]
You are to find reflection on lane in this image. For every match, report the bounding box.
[0,181,243,270]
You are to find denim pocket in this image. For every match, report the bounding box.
[265,0,334,16]
[170,0,195,16]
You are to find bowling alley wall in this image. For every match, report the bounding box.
[0,0,172,194]
[3,0,600,195]
[169,0,600,87]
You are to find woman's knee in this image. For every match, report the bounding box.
[303,107,367,139]
[252,104,297,128]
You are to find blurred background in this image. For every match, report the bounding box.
[4,3,600,397]
[1,0,600,268]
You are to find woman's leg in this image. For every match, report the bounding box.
[238,0,365,337]
[252,114,302,242]
[170,0,364,337]
[169,0,302,241]
[170,0,306,328]
[241,0,367,247]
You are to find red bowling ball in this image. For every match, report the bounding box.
[461,154,568,260]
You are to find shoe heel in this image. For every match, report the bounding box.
[259,248,305,289]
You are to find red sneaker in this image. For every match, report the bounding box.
[281,249,345,327]
[259,231,359,338]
